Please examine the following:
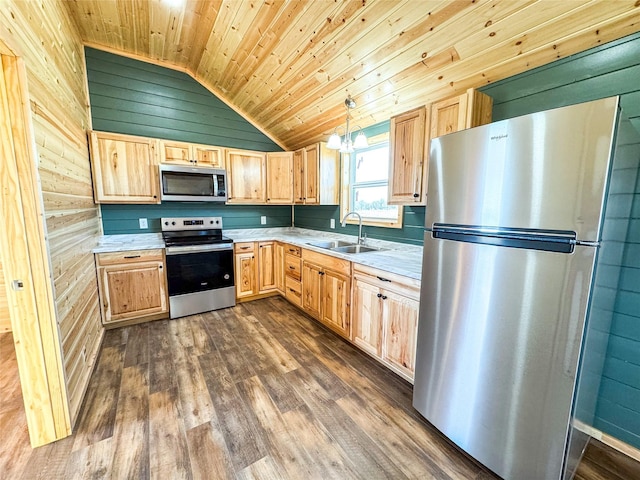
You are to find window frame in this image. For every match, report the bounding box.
[340,132,403,229]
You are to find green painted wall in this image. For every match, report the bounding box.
[294,205,425,246]
[85,47,282,151]
[101,204,291,235]
[480,32,640,450]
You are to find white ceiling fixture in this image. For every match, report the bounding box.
[327,96,368,153]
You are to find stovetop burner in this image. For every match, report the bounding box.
[161,216,232,247]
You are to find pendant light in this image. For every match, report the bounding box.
[327,95,368,153]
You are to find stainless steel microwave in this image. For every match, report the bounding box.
[159,164,228,202]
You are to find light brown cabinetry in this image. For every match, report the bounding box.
[294,143,340,205]
[257,241,277,293]
[283,244,302,307]
[387,89,492,206]
[274,242,285,294]
[89,130,160,204]
[301,249,351,338]
[159,139,224,168]
[235,242,257,299]
[266,151,294,204]
[96,249,169,327]
[352,264,420,381]
[234,241,278,300]
[226,149,267,204]
[430,88,493,139]
[388,106,429,205]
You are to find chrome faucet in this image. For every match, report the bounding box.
[341,212,365,245]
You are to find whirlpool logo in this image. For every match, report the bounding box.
[490,134,508,141]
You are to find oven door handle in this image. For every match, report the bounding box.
[165,243,234,255]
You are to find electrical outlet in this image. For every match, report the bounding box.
[260,215,267,225]
[139,218,148,229]
[330,219,335,229]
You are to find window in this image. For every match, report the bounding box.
[341,134,403,228]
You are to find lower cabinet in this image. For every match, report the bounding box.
[96,249,169,328]
[352,264,420,381]
[301,249,351,339]
[234,241,278,300]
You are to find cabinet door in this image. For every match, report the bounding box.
[274,242,285,294]
[266,152,294,204]
[302,261,322,319]
[226,149,266,204]
[293,148,305,203]
[258,241,277,293]
[382,290,419,378]
[321,269,350,338]
[235,251,257,298]
[352,277,383,356]
[303,144,319,204]
[430,88,493,139]
[99,262,167,323]
[160,140,192,165]
[388,106,427,205]
[431,93,469,139]
[193,145,224,168]
[90,131,160,204]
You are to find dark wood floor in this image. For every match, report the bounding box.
[2,297,639,479]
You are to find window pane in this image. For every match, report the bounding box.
[353,185,399,220]
[354,146,389,183]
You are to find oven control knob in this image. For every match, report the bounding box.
[171,221,176,225]
[224,274,230,280]
[164,221,168,226]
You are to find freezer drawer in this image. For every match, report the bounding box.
[413,232,597,479]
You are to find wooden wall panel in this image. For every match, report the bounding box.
[1,0,103,436]
[0,252,10,332]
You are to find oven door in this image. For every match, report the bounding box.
[165,244,234,296]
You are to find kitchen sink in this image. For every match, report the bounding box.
[307,240,356,249]
[330,244,380,254]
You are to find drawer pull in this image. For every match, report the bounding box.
[377,276,391,282]
[289,266,295,269]
[124,255,141,259]
[239,246,250,250]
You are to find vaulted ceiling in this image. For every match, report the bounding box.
[65,0,640,150]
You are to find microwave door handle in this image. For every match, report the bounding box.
[213,175,219,197]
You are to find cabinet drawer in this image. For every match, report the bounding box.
[235,242,255,253]
[353,264,420,300]
[96,249,164,266]
[284,276,302,307]
[302,248,351,276]
[285,254,302,280]
[284,244,301,257]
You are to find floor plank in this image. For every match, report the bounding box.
[2,299,640,479]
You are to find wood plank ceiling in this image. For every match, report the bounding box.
[65,0,640,151]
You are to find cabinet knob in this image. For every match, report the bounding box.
[377,293,382,298]
[381,295,387,300]
[413,193,419,198]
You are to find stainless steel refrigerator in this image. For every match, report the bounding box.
[413,97,640,479]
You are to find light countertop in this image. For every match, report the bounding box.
[94,228,423,280]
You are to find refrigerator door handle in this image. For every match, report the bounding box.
[431,224,577,254]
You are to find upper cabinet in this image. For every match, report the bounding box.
[430,88,493,139]
[266,151,294,204]
[387,89,492,206]
[388,106,429,205]
[226,149,267,204]
[159,139,225,168]
[89,130,160,204]
[294,142,340,205]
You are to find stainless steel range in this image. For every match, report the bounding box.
[162,216,235,319]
